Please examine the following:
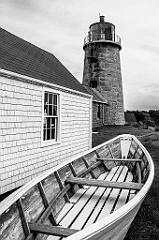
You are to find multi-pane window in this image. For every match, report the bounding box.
[43,91,59,142]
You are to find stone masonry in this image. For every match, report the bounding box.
[83,42,125,125]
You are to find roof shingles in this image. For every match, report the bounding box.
[0,27,88,94]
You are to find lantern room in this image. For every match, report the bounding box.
[84,15,121,49]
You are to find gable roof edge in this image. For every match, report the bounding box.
[0,68,92,99]
[93,100,108,105]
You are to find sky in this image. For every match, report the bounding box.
[0,0,159,111]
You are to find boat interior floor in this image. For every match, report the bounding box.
[47,165,137,240]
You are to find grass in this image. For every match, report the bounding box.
[92,125,159,240]
[92,125,154,147]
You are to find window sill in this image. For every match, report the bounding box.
[41,139,61,148]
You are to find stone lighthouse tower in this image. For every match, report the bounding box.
[82,15,125,125]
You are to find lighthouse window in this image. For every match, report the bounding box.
[105,26,112,40]
[90,81,97,88]
[42,88,60,146]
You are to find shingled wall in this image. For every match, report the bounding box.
[0,75,91,194]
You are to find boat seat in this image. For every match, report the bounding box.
[96,158,142,162]
[47,165,138,240]
[28,222,78,237]
[66,177,143,190]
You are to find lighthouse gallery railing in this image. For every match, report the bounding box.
[84,33,121,45]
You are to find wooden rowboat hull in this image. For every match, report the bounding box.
[0,134,154,240]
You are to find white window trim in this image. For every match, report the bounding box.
[41,87,61,147]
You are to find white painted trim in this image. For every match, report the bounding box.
[0,68,91,99]
[93,100,108,105]
[41,87,61,147]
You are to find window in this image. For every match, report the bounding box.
[90,81,97,88]
[42,89,60,145]
[97,104,101,119]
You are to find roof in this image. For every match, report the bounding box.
[83,86,108,104]
[124,112,137,124]
[0,27,88,94]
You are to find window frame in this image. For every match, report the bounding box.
[41,87,61,147]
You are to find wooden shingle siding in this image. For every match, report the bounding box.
[0,76,91,194]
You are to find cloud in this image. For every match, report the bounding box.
[144,83,159,88]
[0,0,40,11]
[0,0,159,110]
[141,45,159,55]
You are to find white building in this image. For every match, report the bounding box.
[0,28,92,194]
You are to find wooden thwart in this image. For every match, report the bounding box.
[96,158,142,162]
[66,177,143,190]
[28,222,78,237]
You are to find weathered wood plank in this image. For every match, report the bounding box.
[69,188,87,204]
[54,171,70,203]
[26,184,71,240]
[38,184,71,224]
[55,189,88,228]
[97,166,129,220]
[38,182,57,226]
[70,173,108,229]
[136,162,142,183]
[17,198,30,237]
[66,177,143,190]
[56,203,74,223]
[58,174,112,229]
[28,222,78,237]
[113,172,133,212]
[58,169,114,230]
[59,186,97,228]
[69,163,77,176]
[78,161,101,178]
[82,156,96,179]
[60,168,122,230]
[84,166,120,227]
[96,158,142,162]
[95,150,108,171]
[141,160,149,177]
[129,142,140,158]
[108,144,114,158]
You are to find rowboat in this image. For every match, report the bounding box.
[0,134,154,240]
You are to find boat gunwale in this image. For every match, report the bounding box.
[0,134,154,240]
[66,134,155,240]
[0,134,132,214]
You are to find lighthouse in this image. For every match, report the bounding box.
[82,15,125,125]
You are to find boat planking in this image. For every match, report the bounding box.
[0,134,154,240]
